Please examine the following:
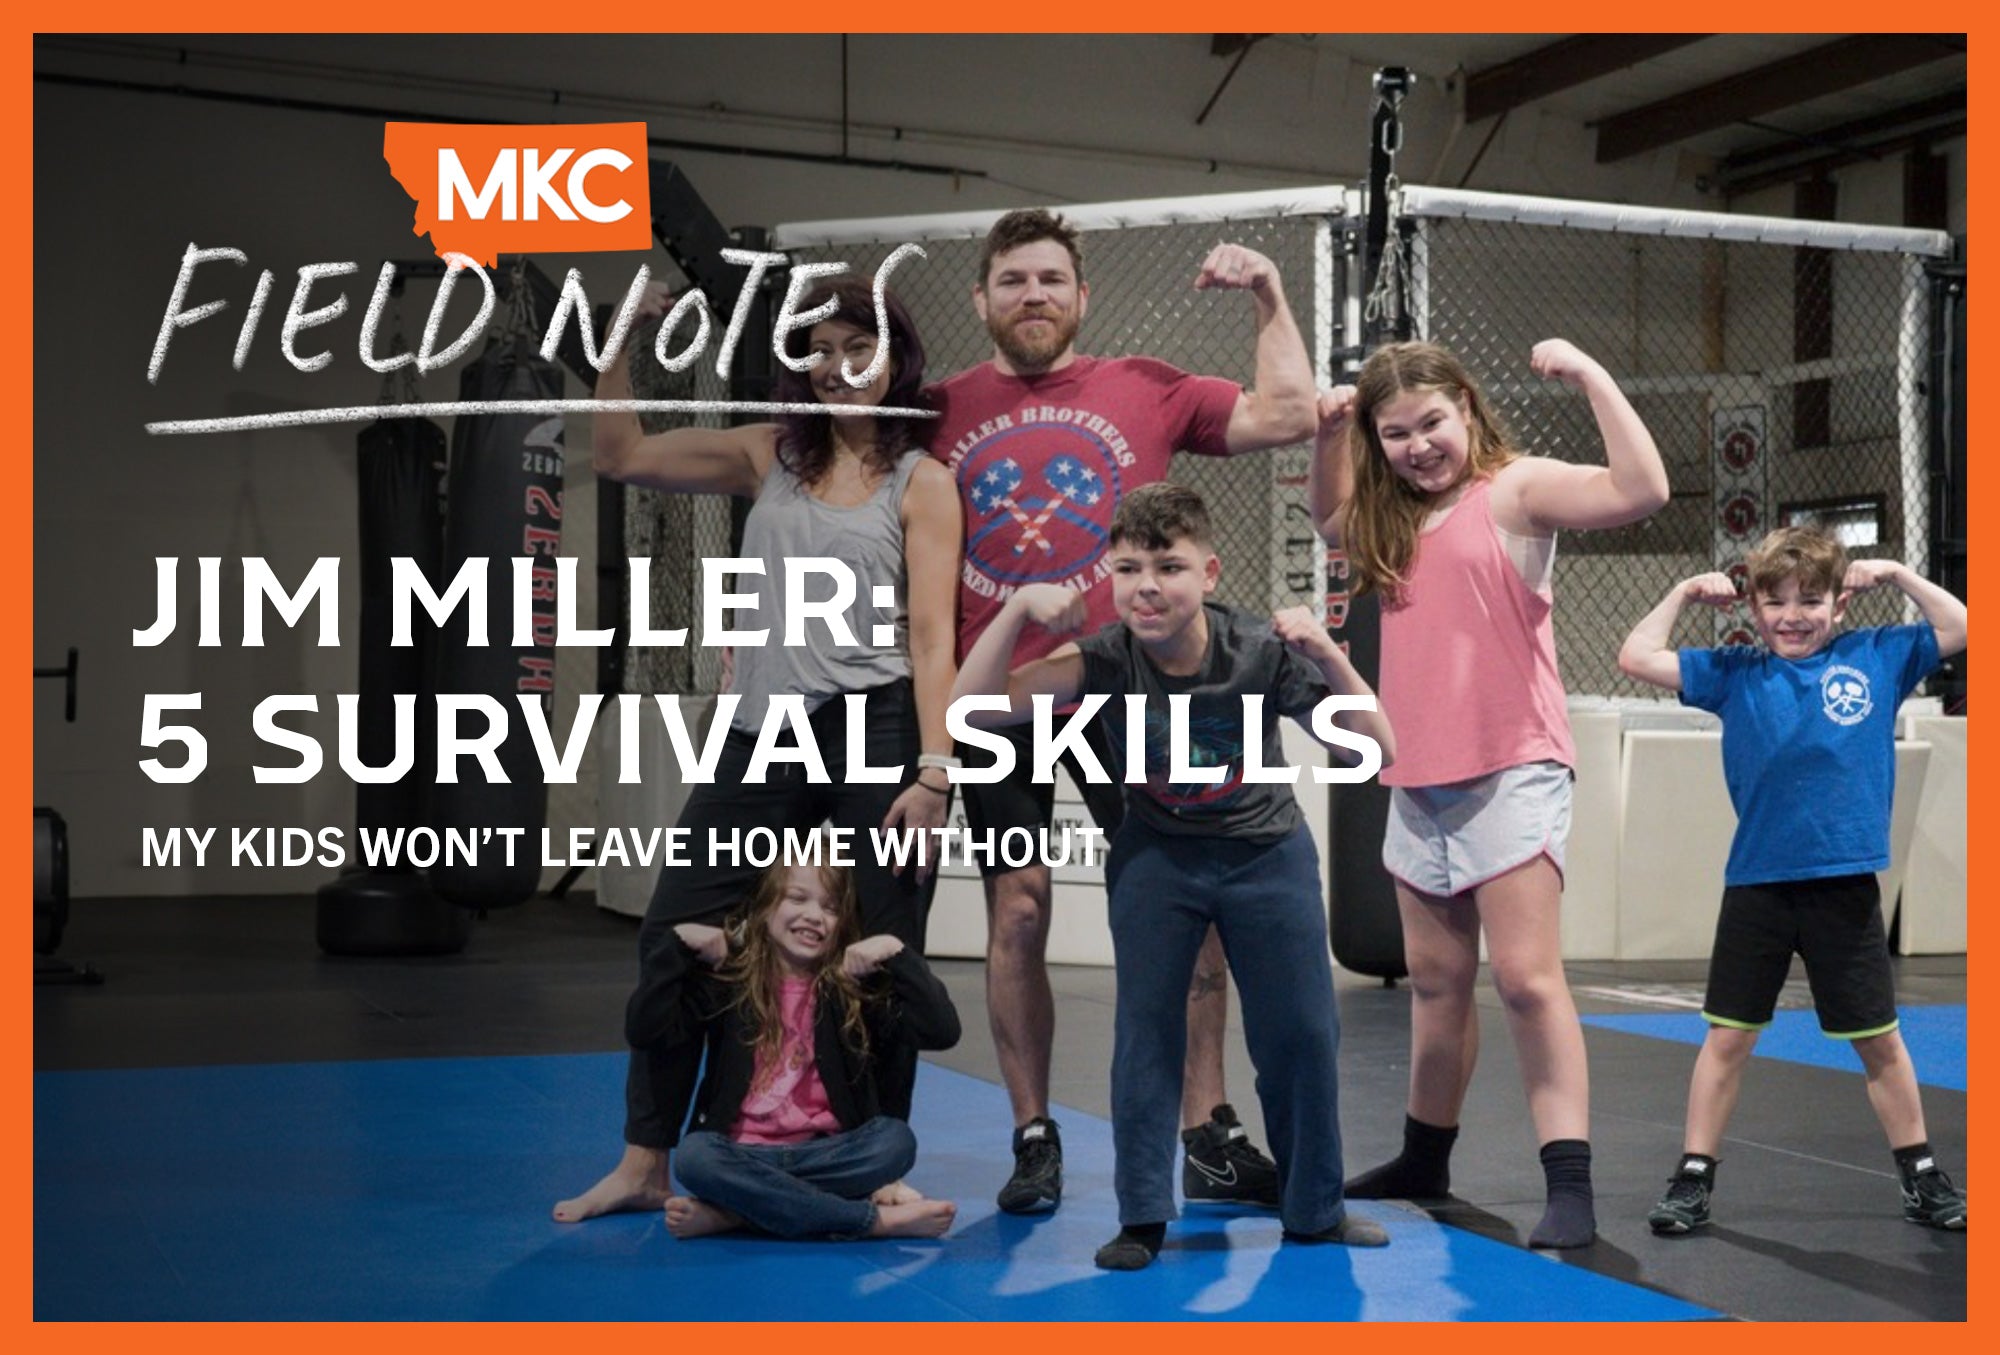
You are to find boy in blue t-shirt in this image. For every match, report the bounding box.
[949,482,1398,1269]
[1618,524,1968,1233]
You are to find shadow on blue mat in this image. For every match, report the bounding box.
[1583,1005,1964,1091]
[36,1055,1716,1321]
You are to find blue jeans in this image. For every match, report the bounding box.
[673,1117,917,1239]
[1105,822,1350,1235]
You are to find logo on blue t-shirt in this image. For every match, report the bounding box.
[1820,664,1874,726]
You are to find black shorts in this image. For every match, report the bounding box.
[958,721,1126,879]
[1702,874,1899,1039]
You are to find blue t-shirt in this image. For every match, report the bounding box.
[1678,624,1940,887]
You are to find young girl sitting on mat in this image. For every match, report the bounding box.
[660,853,962,1241]
[1310,339,1670,1248]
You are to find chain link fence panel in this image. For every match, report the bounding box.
[1394,191,1945,697]
[619,186,1946,707]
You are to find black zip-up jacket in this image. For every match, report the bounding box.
[664,942,962,1138]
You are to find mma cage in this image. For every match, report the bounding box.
[587,165,1963,960]
[620,179,1962,708]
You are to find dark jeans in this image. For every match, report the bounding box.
[622,679,936,1148]
[1105,822,1350,1234]
[674,1117,917,1239]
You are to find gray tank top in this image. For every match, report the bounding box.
[728,447,922,732]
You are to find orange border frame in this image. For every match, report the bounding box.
[14,6,1981,1346]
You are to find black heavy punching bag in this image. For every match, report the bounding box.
[316,415,470,955]
[1327,583,1407,980]
[428,333,565,910]
[34,807,68,955]
[34,646,76,956]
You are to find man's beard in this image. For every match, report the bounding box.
[988,307,1080,372]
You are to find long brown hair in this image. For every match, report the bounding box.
[1340,342,1522,601]
[719,857,871,1070]
[771,275,929,489]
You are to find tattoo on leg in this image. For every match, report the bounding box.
[1188,967,1227,1002]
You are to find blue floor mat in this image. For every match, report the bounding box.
[1583,1004,1965,1091]
[35,1054,1717,1321]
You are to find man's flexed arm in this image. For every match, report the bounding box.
[1195,243,1315,453]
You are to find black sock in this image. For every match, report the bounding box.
[1094,1223,1167,1271]
[1343,1115,1457,1199]
[1674,1152,1718,1181]
[1893,1141,1938,1182]
[1529,1139,1596,1249]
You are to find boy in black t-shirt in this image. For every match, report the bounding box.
[949,483,1397,1269]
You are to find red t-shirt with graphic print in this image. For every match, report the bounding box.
[925,356,1240,665]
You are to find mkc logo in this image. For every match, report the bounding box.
[439,147,633,223]
[383,123,652,266]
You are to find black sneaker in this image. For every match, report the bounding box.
[997,1117,1063,1214]
[1902,1166,1967,1230]
[1181,1103,1281,1207]
[1648,1163,1714,1235]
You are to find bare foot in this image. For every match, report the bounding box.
[871,1179,925,1207]
[552,1145,672,1223]
[871,1199,956,1239]
[664,1195,742,1240]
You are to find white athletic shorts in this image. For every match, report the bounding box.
[1381,760,1572,899]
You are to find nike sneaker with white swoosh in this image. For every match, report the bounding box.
[1181,1103,1281,1206]
[1901,1162,1967,1231]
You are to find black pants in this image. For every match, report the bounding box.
[622,679,936,1148]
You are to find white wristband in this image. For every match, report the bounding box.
[916,753,963,771]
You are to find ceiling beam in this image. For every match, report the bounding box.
[1594,33,1964,163]
[1210,35,1263,57]
[1721,119,1966,200]
[1724,87,1965,170]
[1464,35,1708,123]
[1198,34,1270,125]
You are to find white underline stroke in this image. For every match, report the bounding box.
[145,401,940,436]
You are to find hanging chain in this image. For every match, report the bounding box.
[496,255,535,343]
[1364,69,1414,336]
[1363,176,1413,332]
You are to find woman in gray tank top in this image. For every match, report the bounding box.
[556,277,963,1225]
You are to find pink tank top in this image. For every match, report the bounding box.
[1377,475,1575,788]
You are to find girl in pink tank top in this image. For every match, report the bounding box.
[1309,340,1669,1248]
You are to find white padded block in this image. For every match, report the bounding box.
[924,766,1114,966]
[1564,711,1622,960]
[922,871,990,959]
[592,695,714,918]
[1872,743,1931,936]
[1896,720,1962,953]
[1900,698,1945,734]
[1616,731,1733,960]
[1042,880,1114,967]
[1617,731,1934,961]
